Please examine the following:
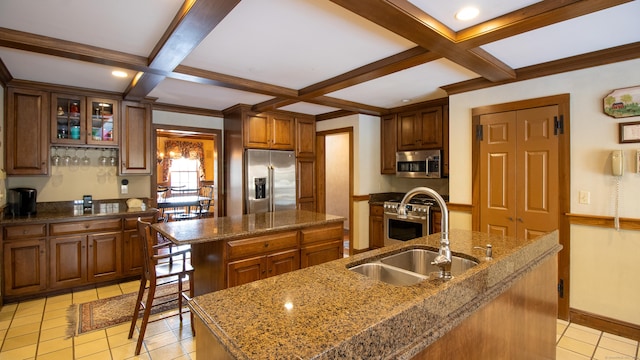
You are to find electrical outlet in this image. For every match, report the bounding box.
[578,190,590,204]
[121,184,128,194]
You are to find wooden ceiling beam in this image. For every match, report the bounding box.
[442,42,640,95]
[330,0,515,82]
[457,0,633,47]
[124,0,241,100]
[0,27,150,72]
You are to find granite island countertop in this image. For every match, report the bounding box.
[153,209,345,244]
[189,229,560,359]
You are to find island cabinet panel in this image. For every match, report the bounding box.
[413,255,558,360]
[300,223,343,268]
[227,231,298,260]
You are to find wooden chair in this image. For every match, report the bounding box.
[189,184,215,218]
[128,218,195,355]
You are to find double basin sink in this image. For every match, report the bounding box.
[349,247,478,286]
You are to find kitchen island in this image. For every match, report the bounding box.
[153,210,345,295]
[189,229,561,359]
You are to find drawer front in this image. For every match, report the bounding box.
[3,224,47,239]
[300,223,343,245]
[50,218,122,235]
[370,204,384,216]
[123,215,157,230]
[227,231,298,260]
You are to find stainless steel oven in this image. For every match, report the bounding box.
[383,199,432,246]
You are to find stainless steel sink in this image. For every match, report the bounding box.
[349,248,478,286]
[349,263,427,286]
[380,249,478,277]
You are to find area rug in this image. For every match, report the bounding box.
[67,281,189,337]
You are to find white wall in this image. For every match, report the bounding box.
[449,58,640,326]
[317,114,382,249]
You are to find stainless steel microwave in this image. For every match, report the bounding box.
[396,150,441,178]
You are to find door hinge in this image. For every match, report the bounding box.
[476,124,484,141]
[554,115,564,135]
[558,279,564,298]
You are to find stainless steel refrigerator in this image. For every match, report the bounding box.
[245,149,296,213]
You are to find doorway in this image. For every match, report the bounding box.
[316,128,353,257]
[471,94,571,320]
[151,124,223,217]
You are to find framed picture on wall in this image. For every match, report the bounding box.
[604,86,640,118]
[619,121,640,143]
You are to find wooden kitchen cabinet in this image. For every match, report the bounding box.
[5,87,50,175]
[244,112,295,150]
[48,218,123,288]
[369,204,385,249]
[380,114,397,174]
[50,93,118,146]
[3,223,48,297]
[431,208,442,234]
[297,157,316,212]
[300,223,343,268]
[122,215,156,275]
[397,106,443,151]
[296,116,315,157]
[227,249,299,288]
[226,231,299,288]
[120,101,152,174]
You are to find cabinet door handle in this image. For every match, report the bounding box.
[517,218,524,223]
[264,243,269,248]
[508,217,514,221]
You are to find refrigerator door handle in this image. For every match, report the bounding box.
[268,164,274,212]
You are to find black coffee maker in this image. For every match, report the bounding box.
[7,188,37,216]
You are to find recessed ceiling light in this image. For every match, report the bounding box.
[455,7,479,21]
[402,99,411,103]
[111,70,128,78]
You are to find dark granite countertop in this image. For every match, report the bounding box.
[189,229,560,359]
[153,209,345,245]
[0,199,157,224]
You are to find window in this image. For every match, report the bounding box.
[169,158,200,191]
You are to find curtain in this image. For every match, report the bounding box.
[162,140,205,183]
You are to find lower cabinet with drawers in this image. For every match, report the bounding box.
[2,212,157,302]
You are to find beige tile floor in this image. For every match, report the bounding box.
[0,281,638,359]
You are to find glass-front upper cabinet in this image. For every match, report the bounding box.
[87,97,118,146]
[50,93,118,146]
[51,93,86,144]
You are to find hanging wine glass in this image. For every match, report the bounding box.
[70,149,80,170]
[109,149,117,167]
[98,149,108,167]
[81,149,91,167]
[61,148,71,167]
[51,147,60,167]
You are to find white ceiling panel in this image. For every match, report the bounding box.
[148,78,273,111]
[481,1,640,69]
[182,0,416,89]
[279,102,340,116]
[408,0,542,31]
[0,0,183,56]
[0,47,136,92]
[326,59,479,108]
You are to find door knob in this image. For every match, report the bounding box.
[508,217,514,221]
[517,218,524,222]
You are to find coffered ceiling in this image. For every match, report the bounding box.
[0,0,638,117]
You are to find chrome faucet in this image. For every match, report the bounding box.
[398,187,451,280]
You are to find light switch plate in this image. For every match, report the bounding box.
[578,190,590,204]
[121,185,128,194]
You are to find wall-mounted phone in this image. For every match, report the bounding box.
[611,150,624,176]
